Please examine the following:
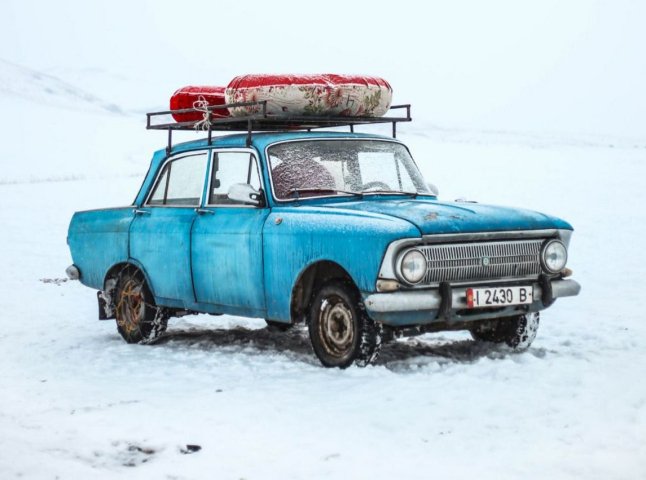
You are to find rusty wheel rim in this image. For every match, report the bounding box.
[116,278,145,336]
[318,296,355,358]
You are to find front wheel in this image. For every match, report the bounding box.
[308,282,382,368]
[114,268,168,343]
[470,312,540,350]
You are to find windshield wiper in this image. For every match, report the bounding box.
[361,189,419,198]
[288,188,363,199]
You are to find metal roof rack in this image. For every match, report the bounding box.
[146,101,412,153]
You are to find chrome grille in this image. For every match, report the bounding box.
[419,239,543,284]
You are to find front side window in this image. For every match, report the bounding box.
[147,152,208,206]
[208,151,261,205]
[267,140,428,200]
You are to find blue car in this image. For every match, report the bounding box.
[67,107,580,368]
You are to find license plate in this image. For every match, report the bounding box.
[466,286,533,308]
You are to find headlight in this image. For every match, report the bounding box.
[541,239,568,273]
[399,249,427,284]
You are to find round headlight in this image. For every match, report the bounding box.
[400,249,427,284]
[541,239,568,273]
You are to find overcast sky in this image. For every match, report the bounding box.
[2,0,644,138]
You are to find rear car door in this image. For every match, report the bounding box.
[191,150,269,316]
[129,150,208,305]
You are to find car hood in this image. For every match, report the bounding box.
[321,197,572,235]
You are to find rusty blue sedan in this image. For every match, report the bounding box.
[67,110,580,368]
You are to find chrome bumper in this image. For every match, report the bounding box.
[364,279,581,313]
[65,264,80,280]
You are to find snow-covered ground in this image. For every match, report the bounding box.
[1,62,645,479]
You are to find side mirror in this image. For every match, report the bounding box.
[426,182,439,196]
[228,183,262,206]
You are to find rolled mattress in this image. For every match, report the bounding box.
[225,74,392,117]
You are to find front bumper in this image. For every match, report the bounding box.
[363,279,581,326]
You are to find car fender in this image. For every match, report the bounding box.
[263,207,420,321]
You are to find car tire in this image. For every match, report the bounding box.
[308,281,382,368]
[470,312,540,350]
[114,268,168,344]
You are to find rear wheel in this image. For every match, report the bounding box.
[308,282,382,368]
[470,312,540,350]
[114,268,168,343]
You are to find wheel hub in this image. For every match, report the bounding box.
[320,299,354,356]
[117,279,145,335]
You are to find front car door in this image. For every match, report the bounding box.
[191,149,269,317]
[129,150,208,306]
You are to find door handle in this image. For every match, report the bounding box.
[133,208,151,216]
[195,208,214,215]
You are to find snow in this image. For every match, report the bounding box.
[1,105,645,479]
[1,2,646,477]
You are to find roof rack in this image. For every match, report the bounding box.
[146,101,412,153]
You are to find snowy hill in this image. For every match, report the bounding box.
[0,60,176,185]
[0,58,124,115]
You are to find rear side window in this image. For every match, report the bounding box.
[147,153,208,206]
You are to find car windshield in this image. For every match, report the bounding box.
[267,139,430,200]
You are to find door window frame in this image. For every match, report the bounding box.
[205,148,265,209]
[143,150,210,208]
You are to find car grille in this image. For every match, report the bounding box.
[418,239,544,284]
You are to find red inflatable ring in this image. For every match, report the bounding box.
[170,86,229,123]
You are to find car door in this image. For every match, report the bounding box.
[191,149,269,315]
[129,150,209,305]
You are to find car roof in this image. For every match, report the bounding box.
[158,131,402,157]
[138,131,406,207]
